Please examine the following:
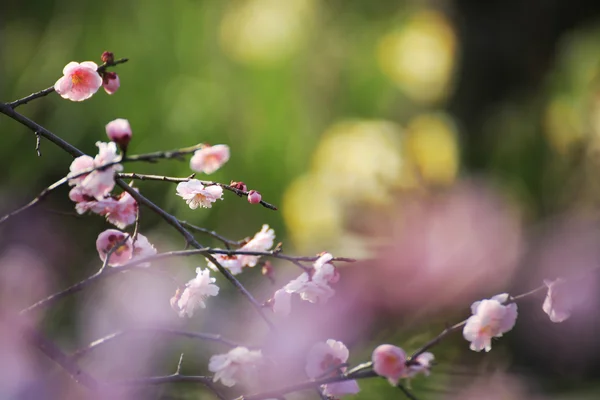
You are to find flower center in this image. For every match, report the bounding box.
[71,71,85,85]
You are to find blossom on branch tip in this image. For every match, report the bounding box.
[105,118,131,151]
[209,346,263,387]
[543,278,577,323]
[96,229,133,266]
[103,72,120,95]
[372,344,407,385]
[306,339,360,396]
[463,293,517,352]
[190,144,230,174]
[176,180,223,209]
[172,268,219,317]
[54,61,102,101]
[247,190,262,204]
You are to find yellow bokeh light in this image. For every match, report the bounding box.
[219,0,315,67]
[282,173,344,252]
[406,113,460,185]
[544,96,584,155]
[377,10,457,104]
[311,119,414,204]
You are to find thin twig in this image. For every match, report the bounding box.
[71,328,246,359]
[35,132,42,156]
[201,181,278,211]
[179,220,242,248]
[118,172,195,183]
[398,384,419,400]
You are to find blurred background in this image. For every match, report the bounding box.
[3,0,600,398]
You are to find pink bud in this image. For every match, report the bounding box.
[101,51,115,64]
[105,118,132,152]
[230,181,248,192]
[103,72,120,95]
[247,190,262,204]
[372,344,408,386]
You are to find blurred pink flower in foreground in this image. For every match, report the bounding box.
[463,293,517,352]
[372,344,407,385]
[103,71,120,95]
[190,144,230,174]
[54,61,102,101]
[407,352,434,378]
[105,118,131,151]
[305,339,360,396]
[96,229,133,266]
[171,268,219,317]
[345,181,522,317]
[209,347,263,387]
[176,179,223,209]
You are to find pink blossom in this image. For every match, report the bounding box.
[54,61,102,101]
[463,293,518,352]
[190,144,230,174]
[281,253,338,307]
[68,141,123,199]
[207,254,244,275]
[406,352,434,378]
[96,229,133,266]
[209,347,263,387]
[306,339,360,396]
[105,118,131,151]
[272,289,292,316]
[542,278,583,323]
[237,224,275,267]
[103,191,138,229]
[176,180,223,209]
[173,268,220,317]
[247,190,262,204]
[372,344,407,385]
[131,234,157,267]
[103,72,120,95]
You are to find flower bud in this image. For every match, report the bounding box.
[372,344,408,386]
[105,118,132,152]
[230,181,248,192]
[101,51,115,64]
[103,72,120,95]
[247,190,262,204]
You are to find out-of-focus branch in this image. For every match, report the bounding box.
[6,58,128,108]
[72,328,248,360]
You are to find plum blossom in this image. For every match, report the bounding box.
[272,289,292,316]
[131,234,157,266]
[372,344,407,385]
[54,61,103,101]
[101,191,138,229]
[237,224,275,267]
[463,293,518,352]
[247,190,262,204]
[68,141,122,199]
[105,118,131,151]
[280,253,338,308]
[190,144,230,174]
[306,339,360,396]
[406,352,434,378]
[171,268,219,317]
[207,254,244,275]
[542,278,581,323]
[176,180,223,209]
[103,72,120,95]
[209,346,263,387]
[96,229,133,266]
[206,225,275,275]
